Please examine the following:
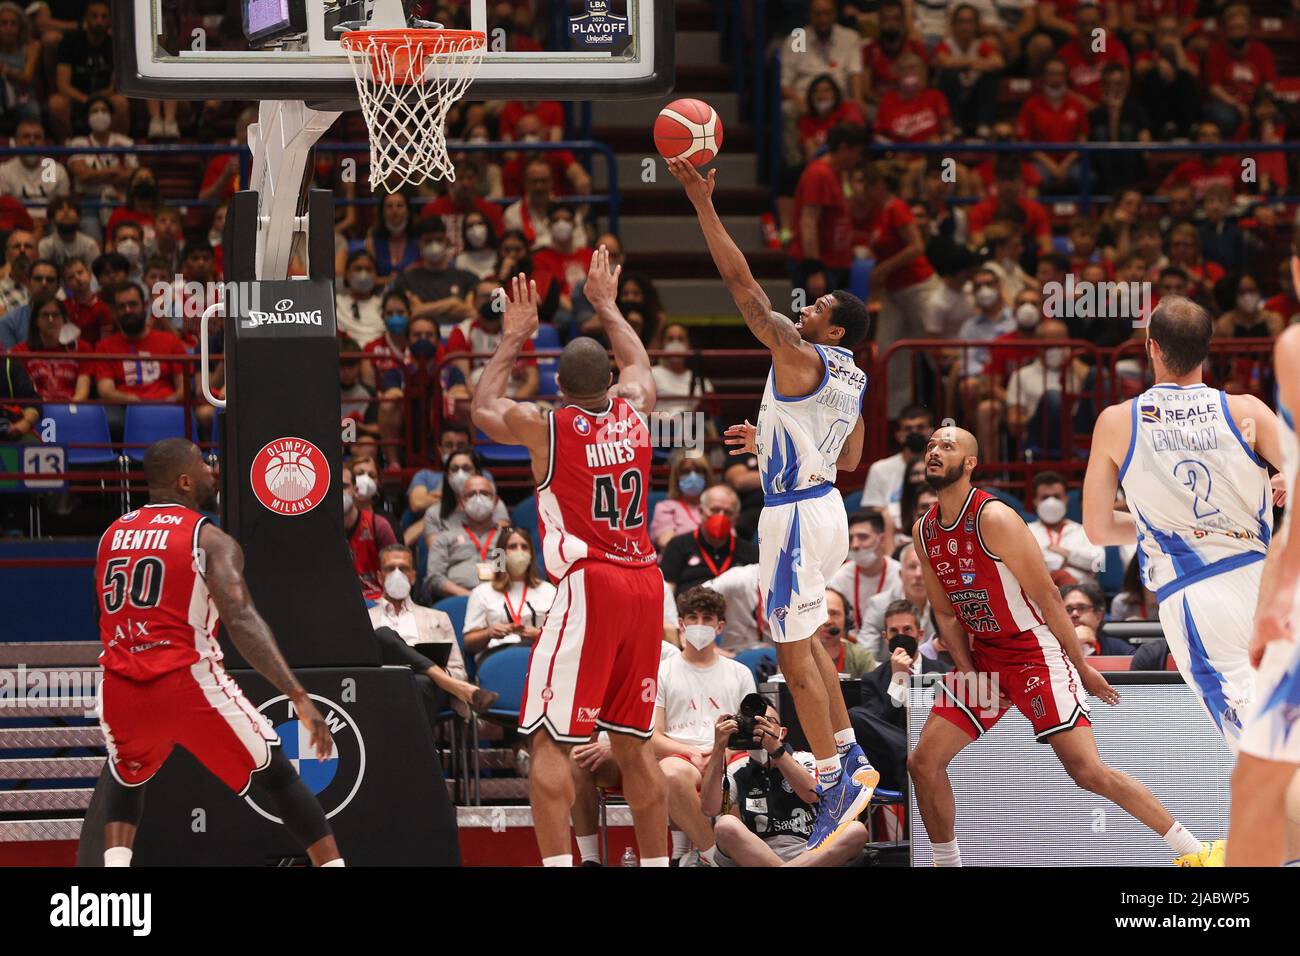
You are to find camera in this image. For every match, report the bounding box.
[888,633,919,657]
[726,693,770,750]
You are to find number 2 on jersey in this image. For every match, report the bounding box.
[592,469,644,529]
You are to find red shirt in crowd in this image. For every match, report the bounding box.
[967,195,1052,245]
[362,332,411,384]
[1130,0,1196,20]
[199,155,240,203]
[531,245,594,299]
[861,37,928,93]
[796,101,867,156]
[854,197,934,292]
[986,331,1040,382]
[1233,118,1288,191]
[1266,292,1300,326]
[1017,92,1089,143]
[789,158,854,270]
[93,330,187,400]
[975,159,1043,195]
[104,207,155,243]
[1057,40,1130,103]
[63,295,114,345]
[11,339,93,401]
[1202,39,1277,106]
[501,150,580,198]
[421,194,507,249]
[347,508,396,602]
[1159,156,1238,199]
[875,88,950,144]
[499,100,565,140]
[446,318,536,380]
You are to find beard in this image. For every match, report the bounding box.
[925,461,964,490]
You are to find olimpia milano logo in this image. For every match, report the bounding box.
[245,693,367,822]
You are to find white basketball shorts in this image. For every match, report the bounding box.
[756,483,848,645]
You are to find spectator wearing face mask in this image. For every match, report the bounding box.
[661,484,757,596]
[421,448,506,544]
[861,404,933,517]
[1027,471,1102,588]
[93,281,185,437]
[453,211,499,280]
[702,562,769,651]
[0,118,71,221]
[369,544,495,721]
[105,170,161,250]
[1158,123,1237,201]
[66,94,138,234]
[38,197,99,269]
[955,270,1015,437]
[462,525,557,659]
[1017,57,1088,190]
[932,4,1003,137]
[860,0,927,101]
[339,337,380,461]
[498,98,564,142]
[500,118,592,198]
[981,222,1033,305]
[421,161,505,251]
[378,313,447,470]
[359,289,415,390]
[406,426,474,516]
[1002,317,1088,455]
[391,217,477,325]
[1201,3,1276,137]
[849,599,951,792]
[796,74,866,165]
[348,453,400,530]
[985,285,1044,384]
[444,283,538,400]
[650,323,715,452]
[530,205,592,330]
[857,545,936,658]
[366,192,419,283]
[335,250,383,345]
[1196,185,1246,274]
[827,509,901,633]
[423,473,509,601]
[342,461,398,603]
[652,450,711,551]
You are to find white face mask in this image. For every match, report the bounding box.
[1036,496,1067,525]
[116,239,141,262]
[89,111,112,134]
[683,624,717,651]
[813,98,836,115]
[1237,292,1260,313]
[350,271,375,294]
[447,468,471,497]
[354,473,377,500]
[663,340,688,353]
[57,321,79,345]
[1044,347,1067,370]
[464,492,495,522]
[850,547,878,569]
[550,221,574,244]
[421,240,447,262]
[383,568,412,601]
[465,224,489,248]
[974,286,1000,308]
[1015,303,1040,329]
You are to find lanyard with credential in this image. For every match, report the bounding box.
[853,563,887,627]
[465,526,496,559]
[695,529,734,577]
[503,583,529,627]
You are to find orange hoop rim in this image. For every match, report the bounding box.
[339,28,487,56]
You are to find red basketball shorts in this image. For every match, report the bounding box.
[519,560,663,743]
[932,625,1091,742]
[98,662,278,793]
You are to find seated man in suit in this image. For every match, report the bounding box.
[849,599,952,792]
[1060,583,1136,656]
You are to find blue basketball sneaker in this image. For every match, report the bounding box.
[806,753,879,852]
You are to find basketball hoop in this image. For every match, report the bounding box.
[339,27,486,190]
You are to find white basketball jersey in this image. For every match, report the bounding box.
[1278,392,1298,534]
[756,345,868,496]
[1120,383,1271,595]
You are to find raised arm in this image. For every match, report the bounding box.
[1082,401,1139,546]
[468,273,548,450]
[664,156,822,389]
[199,524,333,755]
[583,244,656,417]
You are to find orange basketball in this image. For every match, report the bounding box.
[653,98,724,167]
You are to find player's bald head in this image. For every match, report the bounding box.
[930,425,978,459]
[143,437,200,490]
[558,336,612,399]
[924,426,978,491]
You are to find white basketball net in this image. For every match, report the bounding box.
[340,29,485,190]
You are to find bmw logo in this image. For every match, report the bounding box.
[245,693,366,822]
[573,416,590,436]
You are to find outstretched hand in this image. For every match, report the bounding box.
[665,155,716,206]
[501,272,539,340]
[723,419,757,456]
[585,244,621,308]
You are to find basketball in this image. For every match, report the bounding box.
[654,97,723,167]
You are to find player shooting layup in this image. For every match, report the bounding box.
[1084,297,1285,753]
[94,439,343,867]
[1229,267,1300,867]
[910,427,1212,865]
[471,253,670,867]
[667,156,877,851]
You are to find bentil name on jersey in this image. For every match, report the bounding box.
[106,528,173,551]
[949,587,1000,632]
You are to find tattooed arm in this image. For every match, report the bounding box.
[666,157,823,396]
[199,523,333,756]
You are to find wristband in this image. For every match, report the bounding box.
[769,743,788,761]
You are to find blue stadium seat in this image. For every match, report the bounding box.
[841,488,863,514]
[1066,488,1082,523]
[1099,545,1125,597]
[433,594,471,678]
[647,489,666,515]
[736,646,776,684]
[474,427,531,463]
[534,324,561,352]
[537,364,559,398]
[42,404,115,465]
[124,404,187,462]
[511,494,547,576]
[475,645,532,721]
[987,487,1029,521]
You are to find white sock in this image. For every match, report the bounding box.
[932,839,962,867]
[641,856,669,867]
[834,729,856,755]
[321,858,345,867]
[816,756,842,789]
[576,834,600,864]
[1163,822,1201,856]
[699,845,717,865]
[104,846,132,868]
[542,854,573,867]
[671,829,690,860]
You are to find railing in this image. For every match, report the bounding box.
[1,140,623,234]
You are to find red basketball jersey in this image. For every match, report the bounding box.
[536,397,656,579]
[918,488,1046,643]
[95,503,221,680]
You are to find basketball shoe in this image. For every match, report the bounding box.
[806,756,879,852]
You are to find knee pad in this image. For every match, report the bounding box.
[249,748,299,795]
[250,749,332,849]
